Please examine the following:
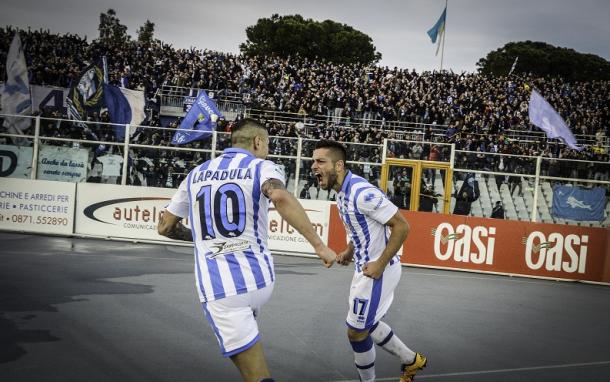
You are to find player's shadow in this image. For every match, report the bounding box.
[0,233,190,364]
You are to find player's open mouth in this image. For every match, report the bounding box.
[314,171,323,182]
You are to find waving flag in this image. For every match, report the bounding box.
[529,89,582,151]
[66,63,105,126]
[1,32,32,145]
[104,85,146,140]
[171,90,223,145]
[427,6,446,55]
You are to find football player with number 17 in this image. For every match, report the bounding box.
[311,140,427,382]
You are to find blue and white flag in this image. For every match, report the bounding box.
[104,85,146,140]
[171,90,223,145]
[529,89,582,151]
[1,32,32,145]
[427,6,446,55]
[552,185,605,221]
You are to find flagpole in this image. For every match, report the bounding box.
[102,56,109,84]
[440,0,447,71]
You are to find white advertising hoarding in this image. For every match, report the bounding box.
[75,183,176,241]
[268,199,331,254]
[0,178,75,234]
[75,182,330,254]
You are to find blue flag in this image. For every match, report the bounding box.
[529,89,582,151]
[552,185,605,221]
[427,6,447,55]
[104,85,146,140]
[171,90,223,145]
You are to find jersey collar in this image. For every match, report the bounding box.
[223,148,255,157]
[340,170,353,194]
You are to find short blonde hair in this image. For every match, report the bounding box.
[231,118,267,147]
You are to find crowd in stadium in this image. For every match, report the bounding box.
[1,26,609,191]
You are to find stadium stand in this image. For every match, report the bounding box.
[0,26,608,226]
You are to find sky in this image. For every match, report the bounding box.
[1,0,609,73]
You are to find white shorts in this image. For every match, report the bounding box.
[346,261,401,331]
[202,283,274,357]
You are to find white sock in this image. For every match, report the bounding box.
[350,336,376,382]
[370,321,415,364]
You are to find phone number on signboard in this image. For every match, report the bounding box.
[4,214,70,226]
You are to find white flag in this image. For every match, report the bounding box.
[1,32,32,144]
[508,57,518,76]
[529,89,581,151]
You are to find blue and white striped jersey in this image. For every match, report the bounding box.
[166,148,285,302]
[337,171,401,271]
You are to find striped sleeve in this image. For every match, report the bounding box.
[259,160,286,191]
[356,187,397,225]
[166,175,190,218]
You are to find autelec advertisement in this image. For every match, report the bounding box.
[75,183,175,240]
[74,182,332,251]
[327,208,610,283]
[0,178,75,235]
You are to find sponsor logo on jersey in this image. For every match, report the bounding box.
[207,240,251,258]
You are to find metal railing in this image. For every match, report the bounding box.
[247,108,449,136]
[158,85,247,118]
[156,85,607,148]
[1,113,608,227]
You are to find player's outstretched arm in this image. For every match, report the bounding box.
[262,178,336,268]
[158,209,193,242]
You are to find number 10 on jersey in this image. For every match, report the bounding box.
[196,183,247,239]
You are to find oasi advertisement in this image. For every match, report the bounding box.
[75,183,176,241]
[327,209,610,283]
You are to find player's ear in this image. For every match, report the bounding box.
[335,159,344,172]
[254,135,262,149]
